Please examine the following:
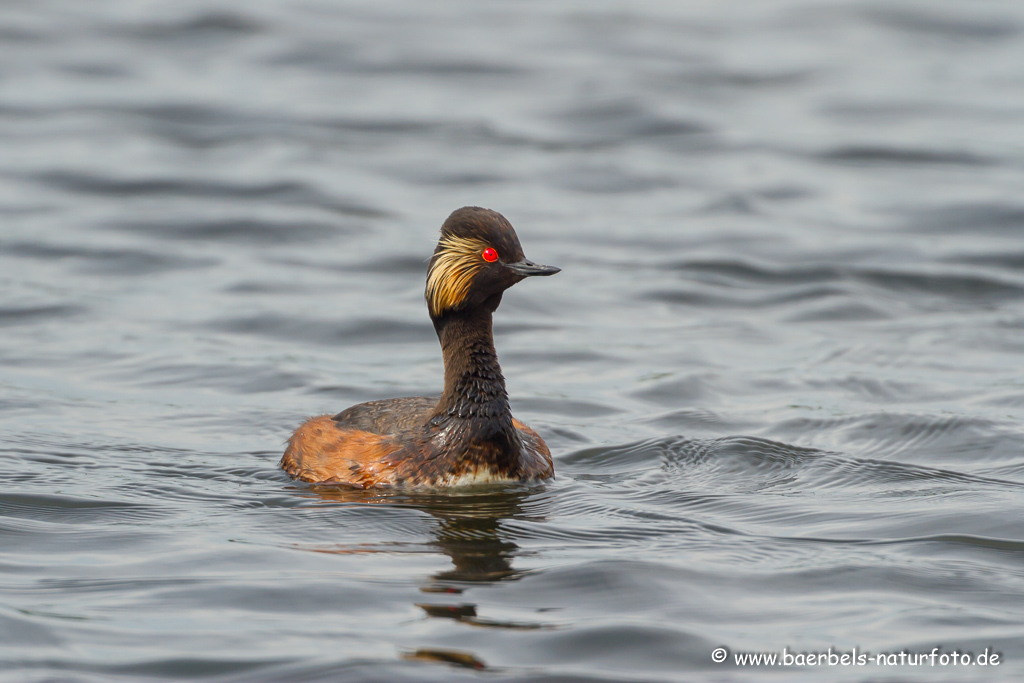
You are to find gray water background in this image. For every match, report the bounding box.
[3,0,1024,681]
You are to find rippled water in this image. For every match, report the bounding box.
[4,1,1024,681]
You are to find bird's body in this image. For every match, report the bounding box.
[282,207,559,488]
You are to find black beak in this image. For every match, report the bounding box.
[506,259,560,277]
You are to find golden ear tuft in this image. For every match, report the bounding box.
[425,235,490,317]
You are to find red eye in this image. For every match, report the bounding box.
[481,247,498,262]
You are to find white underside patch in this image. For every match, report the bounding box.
[427,469,521,488]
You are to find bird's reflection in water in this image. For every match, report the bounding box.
[298,483,552,670]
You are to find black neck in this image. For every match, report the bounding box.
[430,303,517,445]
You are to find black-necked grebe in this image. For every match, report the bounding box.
[282,207,560,487]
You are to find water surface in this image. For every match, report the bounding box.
[3,1,1024,681]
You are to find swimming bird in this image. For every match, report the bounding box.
[282,207,560,488]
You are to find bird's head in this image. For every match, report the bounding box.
[425,207,559,319]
